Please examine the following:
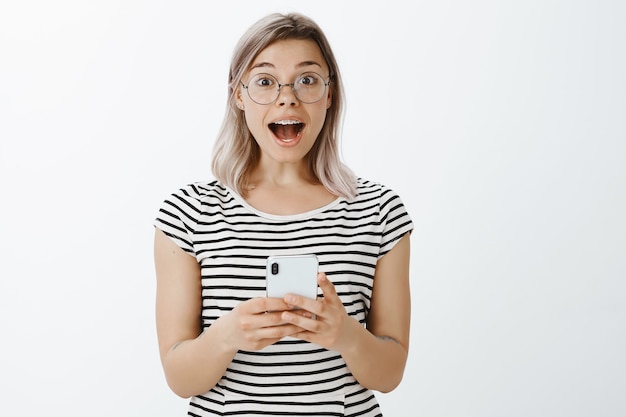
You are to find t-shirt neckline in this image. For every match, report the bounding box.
[224,185,343,221]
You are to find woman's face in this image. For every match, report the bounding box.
[237,39,332,168]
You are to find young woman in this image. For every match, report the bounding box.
[154,12,413,416]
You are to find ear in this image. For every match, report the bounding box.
[326,88,333,109]
[235,89,245,110]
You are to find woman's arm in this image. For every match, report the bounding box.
[283,232,411,392]
[154,228,235,398]
[154,228,304,398]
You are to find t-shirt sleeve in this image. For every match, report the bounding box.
[153,184,202,255]
[378,186,414,258]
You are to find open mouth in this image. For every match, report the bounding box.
[269,120,305,141]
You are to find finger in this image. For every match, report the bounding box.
[281,310,321,333]
[242,324,307,350]
[263,297,294,312]
[255,323,304,339]
[316,272,338,298]
[291,309,314,319]
[283,293,318,314]
[290,329,314,343]
[249,311,293,330]
[282,272,330,310]
[242,297,293,314]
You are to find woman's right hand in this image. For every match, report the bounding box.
[216,297,304,352]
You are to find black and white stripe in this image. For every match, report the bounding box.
[155,178,413,416]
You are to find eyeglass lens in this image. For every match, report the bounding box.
[245,72,327,104]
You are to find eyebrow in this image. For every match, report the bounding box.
[250,60,324,70]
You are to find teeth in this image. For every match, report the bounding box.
[273,120,302,125]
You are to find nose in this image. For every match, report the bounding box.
[276,83,298,106]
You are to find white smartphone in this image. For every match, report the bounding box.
[266,254,319,300]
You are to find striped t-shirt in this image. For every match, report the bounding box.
[154,178,413,416]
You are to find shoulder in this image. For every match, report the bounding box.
[354,179,413,253]
[170,180,226,199]
[165,180,232,205]
[354,178,404,203]
[158,180,234,218]
[354,177,412,222]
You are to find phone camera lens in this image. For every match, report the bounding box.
[271,262,279,275]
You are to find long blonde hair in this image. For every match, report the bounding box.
[211,13,357,199]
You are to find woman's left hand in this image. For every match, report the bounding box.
[281,272,358,353]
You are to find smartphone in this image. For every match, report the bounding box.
[266,254,319,300]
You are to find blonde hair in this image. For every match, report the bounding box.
[211,13,357,199]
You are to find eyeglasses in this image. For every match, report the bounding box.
[240,72,331,105]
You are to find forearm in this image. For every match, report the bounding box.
[340,318,408,393]
[161,319,237,398]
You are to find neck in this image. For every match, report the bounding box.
[248,160,316,189]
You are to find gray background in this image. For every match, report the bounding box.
[1,1,624,415]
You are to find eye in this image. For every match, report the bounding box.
[252,74,276,88]
[298,73,321,86]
